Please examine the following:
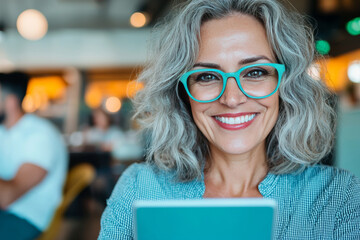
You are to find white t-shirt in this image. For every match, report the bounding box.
[0,114,68,231]
[84,126,125,146]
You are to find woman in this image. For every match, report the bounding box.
[99,0,360,239]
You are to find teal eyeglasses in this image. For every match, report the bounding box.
[179,63,285,103]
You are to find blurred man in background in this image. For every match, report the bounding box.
[0,72,68,239]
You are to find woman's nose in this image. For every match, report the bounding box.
[218,77,247,107]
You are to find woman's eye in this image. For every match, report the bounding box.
[245,70,266,78]
[196,73,220,82]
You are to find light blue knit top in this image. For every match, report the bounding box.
[99,163,360,239]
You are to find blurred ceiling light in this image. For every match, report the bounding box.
[348,61,360,83]
[105,96,121,113]
[346,17,360,36]
[130,12,148,28]
[17,9,48,40]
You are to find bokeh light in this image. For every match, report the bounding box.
[69,131,84,147]
[346,17,360,36]
[105,96,121,113]
[22,76,66,112]
[130,12,148,28]
[22,95,36,112]
[85,87,103,109]
[348,61,360,83]
[316,40,331,55]
[17,9,48,40]
[307,63,321,80]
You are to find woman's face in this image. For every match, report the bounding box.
[189,13,279,157]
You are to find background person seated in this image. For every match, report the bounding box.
[82,108,125,152]
[0,72,68,240]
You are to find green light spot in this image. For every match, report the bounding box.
[346,17,360,36]
[316,40,330,55]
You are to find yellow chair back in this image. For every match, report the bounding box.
[37,163,96,240]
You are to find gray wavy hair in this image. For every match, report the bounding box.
[133,0,336,181]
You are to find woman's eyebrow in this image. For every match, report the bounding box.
[239,56,273,65]
[193,62,220,68]
[193,56,273,69]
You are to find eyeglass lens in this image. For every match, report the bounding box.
[186,65,279,101]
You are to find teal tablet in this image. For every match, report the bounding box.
[134,198,277,240]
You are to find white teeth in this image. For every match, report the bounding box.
[215,114,256,125]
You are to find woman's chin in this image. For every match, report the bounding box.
[212,143,257,157]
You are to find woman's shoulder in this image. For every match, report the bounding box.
[111,163,158,190]
[268,166,360,238]
[117,162,173,184]
[109,162,177,202]
[100,163,165,239]
[109,162,204,204]
[299,164,359,186]
[301,165,360,236]
[269,165,359,200]
[283,164,360,201]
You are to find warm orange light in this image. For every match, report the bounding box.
[17,9,48,40]
[126,80,144,98]
[27,76,66,99]
[105,97,121,113]
[22,95,36,113]
[33,92,42,110]
[319,49,360,92]
[85,87,103,109]
[130,12,148,28]
[321,58,347,91]
[318,0,338,13]
[39,93,49,110]
[23,76,67,112]
[84,79,144,109]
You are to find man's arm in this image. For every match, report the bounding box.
[0,163,47,209]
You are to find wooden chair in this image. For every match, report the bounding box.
[37,163,96,240]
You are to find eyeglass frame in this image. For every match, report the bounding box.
[179,63,286,103]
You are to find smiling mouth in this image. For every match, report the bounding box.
[214,113,257,125]
[212,112,258,130]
